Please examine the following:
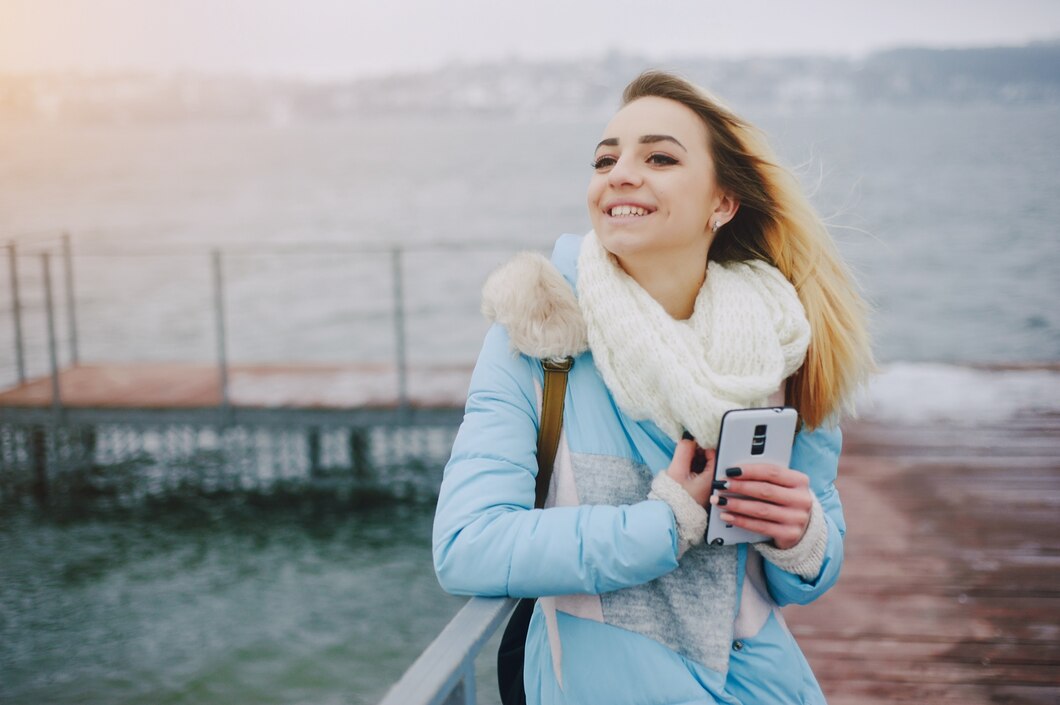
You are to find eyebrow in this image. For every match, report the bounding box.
[595,134,687,152]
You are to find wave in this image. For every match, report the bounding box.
[855,362,1060,425]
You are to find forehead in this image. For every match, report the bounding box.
[599,96,709,150]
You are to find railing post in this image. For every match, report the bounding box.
[31,425,49,504]
[61,231,79,365]
[7,242,25,384]
[350,427,373,482]
[308,428,322,478]
[391,246,409,413]
[211,250,231,417]
[460,661,476,705]
[42,253,62,418]
[440,675,470,705]
[38,252,62,504]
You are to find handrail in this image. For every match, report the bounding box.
[379,596,518,705]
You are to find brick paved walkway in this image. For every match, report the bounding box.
[787,414,1060,704]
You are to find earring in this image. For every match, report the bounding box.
[712,220,721,233]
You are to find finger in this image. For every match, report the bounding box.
[667,438,697,479]
[715,496,807,526]
[717,511,807,547]
[723,463,809,489]
[685,460,717,493]
[722,481,812,509]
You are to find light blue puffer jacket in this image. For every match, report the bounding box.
[433,234,845,705]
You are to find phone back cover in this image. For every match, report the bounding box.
[705,407,798,546]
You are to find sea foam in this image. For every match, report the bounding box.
[856,362,1060,425]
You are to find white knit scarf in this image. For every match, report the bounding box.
[577,231,811,447]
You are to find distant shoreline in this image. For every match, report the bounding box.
[2,41,1059,124]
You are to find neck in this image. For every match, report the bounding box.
[616,248,709,320]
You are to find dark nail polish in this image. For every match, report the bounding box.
[711,480,728,491]
[681,430,694,441]
[725,467,743,477]
[717,495,728,506]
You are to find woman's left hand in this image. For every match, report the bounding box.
[710,464,813,549]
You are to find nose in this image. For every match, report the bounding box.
[607,154,642,188]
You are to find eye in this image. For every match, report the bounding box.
[647,153,678,166]
[591,155,617,170]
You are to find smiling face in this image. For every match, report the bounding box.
[588,96,733,265]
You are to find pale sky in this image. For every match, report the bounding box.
[1,0,1058,78]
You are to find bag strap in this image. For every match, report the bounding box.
[534,356,573,509]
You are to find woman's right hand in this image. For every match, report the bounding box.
[665,436,716,507]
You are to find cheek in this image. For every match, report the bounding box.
[586,179,607,221]
[586,175,604,205]
[589,182,606,221]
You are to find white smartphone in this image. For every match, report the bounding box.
[705,407,799,546]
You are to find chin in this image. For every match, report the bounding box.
[595,227,667,261]
[595,230,640,259]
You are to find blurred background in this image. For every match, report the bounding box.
[1,1,1059,703]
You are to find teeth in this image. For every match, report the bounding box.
[610,205,649,217]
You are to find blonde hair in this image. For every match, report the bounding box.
[622,70,874,428]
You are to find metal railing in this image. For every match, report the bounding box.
[6,234,80,390]
[3,232,546,409]
[379,596,517,705]
[4,234,422,414]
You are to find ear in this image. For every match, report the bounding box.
[712,189,740,227]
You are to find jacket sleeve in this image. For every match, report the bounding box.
[761,424,847,606]
[432,323,681,598]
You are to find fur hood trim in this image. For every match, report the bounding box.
[481,252,588,360]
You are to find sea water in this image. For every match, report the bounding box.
[1,104,1058,704]
[0,503,465,704]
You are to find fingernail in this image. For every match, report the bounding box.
[681,430,694,441]
[725,467,743,477]
[716,495,728,506]
[711,480,728,491]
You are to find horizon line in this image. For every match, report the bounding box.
[1,37,1057,83]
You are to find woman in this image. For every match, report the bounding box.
[433,70,873,705]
